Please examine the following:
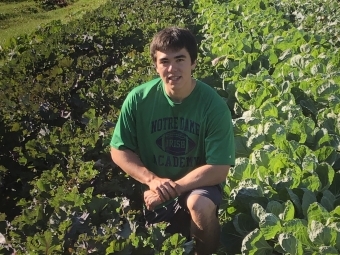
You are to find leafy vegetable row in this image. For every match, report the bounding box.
[193,0,340,254]
[0,0,198,254]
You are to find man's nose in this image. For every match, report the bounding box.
[167,62,177,72]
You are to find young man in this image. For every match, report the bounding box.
[110,27,235,255]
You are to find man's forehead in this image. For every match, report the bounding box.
[156,48,189,59]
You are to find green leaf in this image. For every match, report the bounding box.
[106,239,131,254]
[278,48,292,61]
[254,87,271,108]
[300,154,318,173]
[287,188,303,216]
[320,190,336,212]
[163,233,186,248]
[266,201,283,218]
[315,162,335,192]
[282,219,312,247]
[315,81,339,99]
[233,213,257,237]
[300,174,321,191]
[307,203,330,226]
[300,99,318,118]
[315,129,333,147]
[259,102,278,119]
[241,229,273,255]
[280,200,295,221]
[315,147,337,167]
[300,44,311,54]
[276,140,298,161]
[286,119,305,143]
[250,149,272,168]
[327,221,340,251]
[230,158,254,180]
[259,213,281,239]
[232,181,267,212]
[247,133,266,151]
[36,179,48,192]
[251,203,266,224]
[330,206,340,218]
[329,172,340,199]
[263,122,286,142]
[11,122,20,132]
[267,155,301,189]
[235,86,253,110]
[268,50,278,65]
[234,136,253,158]
[233,118,250,135]
[318,246,339,255]
[64,187,85,207]
[221,220,243,255]
[290,54,305,69]
[302,189,317,218]
[278,233,303,255]
[58,57,74,68]
[0,165,7,173]
[308,220,337,247]
[83,108,96,120]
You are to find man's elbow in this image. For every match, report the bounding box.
[110,147,120,163]
[216,165,230,179]
[224,165,230,176]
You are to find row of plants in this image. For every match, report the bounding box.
[193,0,340,254]
[34,0,79,10]
[0,0,199,254]
[274,0,340,47]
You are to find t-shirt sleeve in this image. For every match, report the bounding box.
[205,103,235,166]
[110,92,138,152]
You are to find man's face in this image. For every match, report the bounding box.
[154,48,196,93]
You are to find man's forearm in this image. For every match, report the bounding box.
[110,147,157,185]
[111,147,179,201]
[175,164,230,195]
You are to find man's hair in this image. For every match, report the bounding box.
[150,27,198,64]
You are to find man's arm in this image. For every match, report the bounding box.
[110,147,179,201]
[143,163,230,210]
[110,147,155,185]
[175,164,230,195]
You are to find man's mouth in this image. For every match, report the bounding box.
[168,76,181,81]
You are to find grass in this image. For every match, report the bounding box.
[0,0,109,46]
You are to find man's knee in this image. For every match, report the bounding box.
[186,194,220,254]
[186,194,217,219]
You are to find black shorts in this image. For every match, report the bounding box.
[143,185,222,238]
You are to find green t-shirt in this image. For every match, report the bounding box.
[110,78,235,181]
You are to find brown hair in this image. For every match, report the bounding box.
[150,27,198,64]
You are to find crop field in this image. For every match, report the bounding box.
[0,0,339,254]
[0,0,109,45]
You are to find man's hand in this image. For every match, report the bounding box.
[144,190,163,211]
[147,178,180,202]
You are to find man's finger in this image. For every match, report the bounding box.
[168,182,180,196]
[156,187,168,202]
[163,183,178,199]
[164,187,176,199]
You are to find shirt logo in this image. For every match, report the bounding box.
[156,130,196,156]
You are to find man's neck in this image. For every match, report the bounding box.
[165,78,196,103]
